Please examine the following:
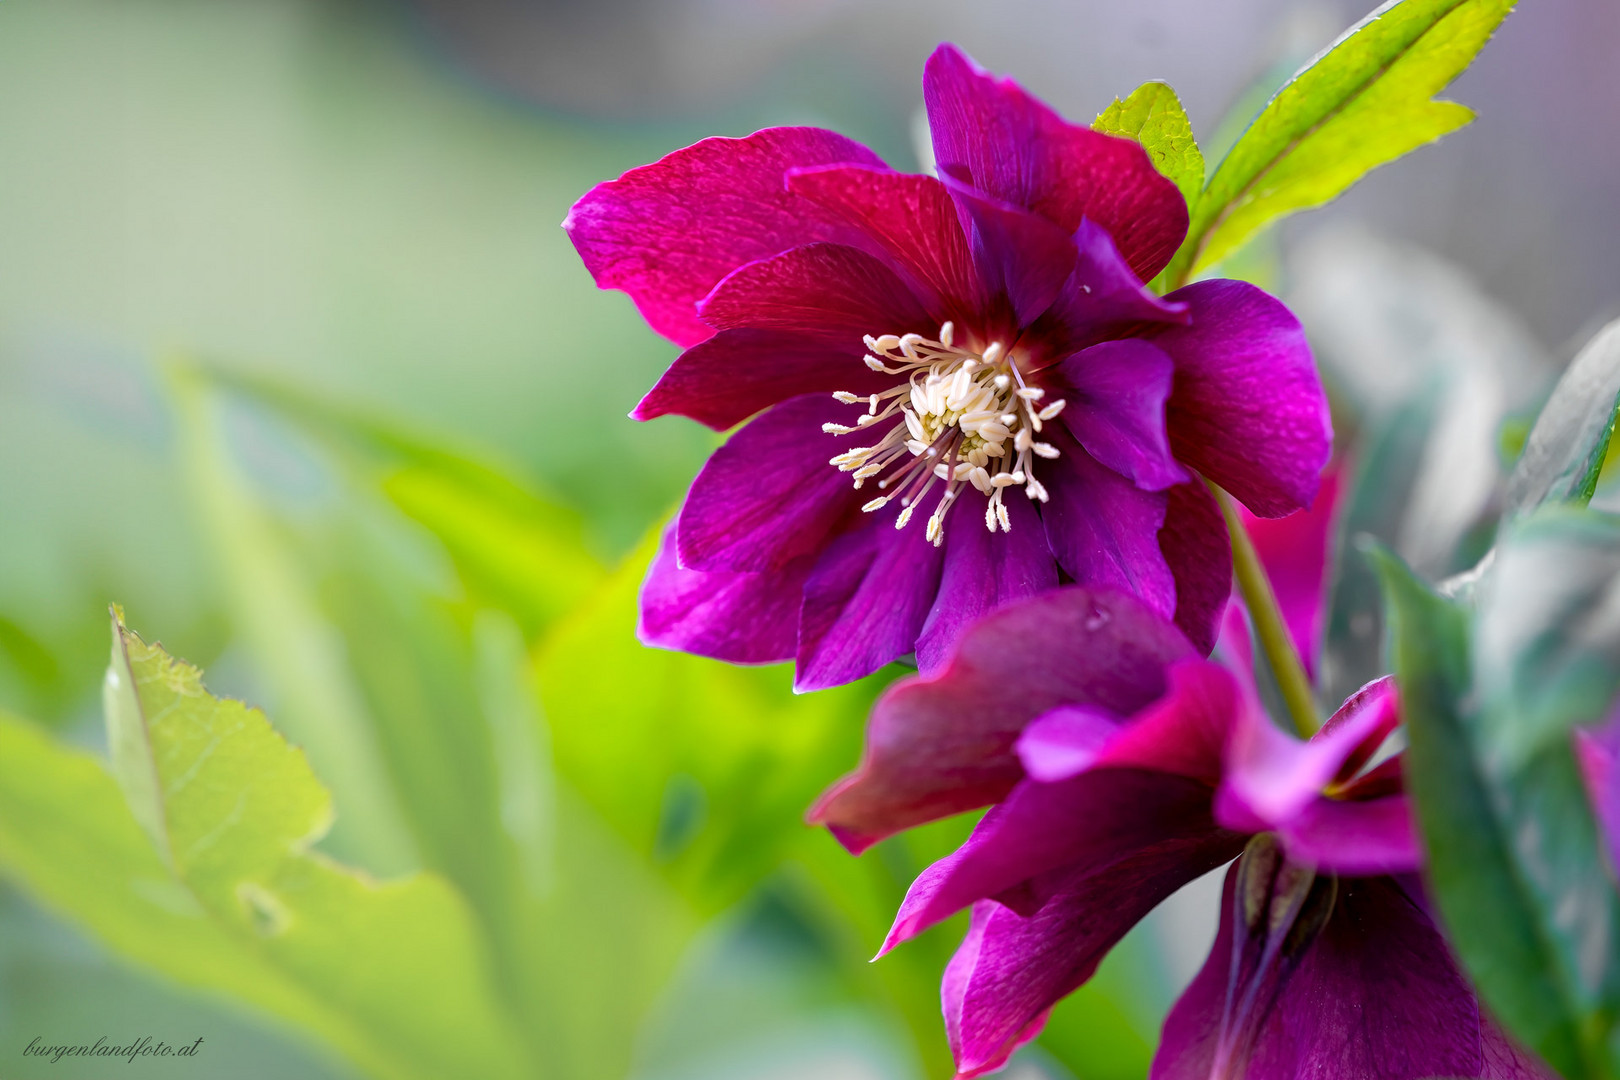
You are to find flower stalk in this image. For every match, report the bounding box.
[1208,480,1320,737]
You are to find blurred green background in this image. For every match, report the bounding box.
[0,1,1614,1077]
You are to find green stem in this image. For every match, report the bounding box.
[1208,481,1320,737]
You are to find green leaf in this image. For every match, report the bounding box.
[1093,81,1204,207]
[0,881,351,1080]
[1476,508,1620,769]
[0,713,348,1069]
[170,373,693,1079]
[1322,386,1444,702]
[1504,319,1620,519]
[0,618,534,1080]
[169,369,419,873]
[1165,0,1514,286]
[533,527,882,910]
[191,365,606,639]
[532,529,982,1077]
[1369,543,1620,1078]
[311,533,697,1080]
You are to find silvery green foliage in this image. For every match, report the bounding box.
[1506,319,1620,519]
[1376,531,1620,1080]
[1289,225,1549,704]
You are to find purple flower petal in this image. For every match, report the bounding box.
[943,908,1051,1079]
[808,587,1196,852]
[914,491,1056,676]
[1154,868,1488,1080]
[1575,713,1620,871]
[633,327,892,430]
[1054,338,1189,491]
[565,127,886,346]
[947,833,1242,1078]
[677,393,868,572]
[1316,675,1403,785]
[1029,219,1191,364]
[937,175,1077,328]
[888,772,1233,950]
[1278,795,1420,876]
[794,510,947,692]
[787,164,985,318]
[1152,280,1332,517]
[1038,659,1239,784]
[921,44,1188,282]
[1241,465,1343,677]
[1014,704,1119,783]
[1040,427,1176,617]
[639,523,808,664]
[1218,675,1400,832]
[883,659,1243,948]
[697,241,933,339]
[1159,480,1232,655]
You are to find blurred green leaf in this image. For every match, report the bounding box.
[0,617,535,1080]
[534,528,881,911]
[1475,509,1620,769]
[1323,387,1443,702]
[174,373,694,1079]
[1504,319,1620,520]
[1093,81,1204,207]
[310,526,697,1080]
[0,714,351,1070]
[0,880,352,1080]
[1371,542,1620,1079]
[195,367,606,638]
[782,816,978,1079]
[536,530,982,1074]
[1165,0,1513,285]
[0,616,59,698]
[102,610,536,1079]
[170,369,419,872]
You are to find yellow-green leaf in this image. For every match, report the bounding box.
[1165,0,1514,285]
[80,611,533,1080]
[1093,81,1204,208]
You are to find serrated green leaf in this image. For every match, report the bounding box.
[1165,0,1514,285]
[1093,81,1204,208]
[171,373,693,1079]
[1504,319,1620,520]
[1370,543,1619,1078]
[0,619,535,1080]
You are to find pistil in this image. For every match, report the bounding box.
[825,322,1064,546]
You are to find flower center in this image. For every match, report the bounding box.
[824,321,1065,547]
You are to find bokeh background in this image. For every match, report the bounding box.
[1,1,1615,1078]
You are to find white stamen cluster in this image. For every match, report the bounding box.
[824,321,1065,546]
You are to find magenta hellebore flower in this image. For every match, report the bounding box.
[817,478,1547,1079]
[566,44,1331,690]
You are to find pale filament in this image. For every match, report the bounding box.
[824,321,1064,546]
